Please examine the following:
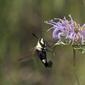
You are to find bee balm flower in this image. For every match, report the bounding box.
[45,15,85,45]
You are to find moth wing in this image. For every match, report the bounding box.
[18,48,36,63]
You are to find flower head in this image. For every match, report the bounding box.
[45,15,85,45]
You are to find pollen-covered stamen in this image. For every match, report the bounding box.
[72,22,82,43]
[74,22,80,33]
[74,33,81,42]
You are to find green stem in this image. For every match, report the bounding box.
[73,48,76,66]
[73,47,80,85]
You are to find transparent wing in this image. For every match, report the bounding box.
[18,48,36,63]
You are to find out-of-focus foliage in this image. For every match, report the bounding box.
[0,0,85,85]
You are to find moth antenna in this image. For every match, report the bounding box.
[32,33,38,39]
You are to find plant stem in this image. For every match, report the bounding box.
[73,47,80,85]
[73,48,76,66]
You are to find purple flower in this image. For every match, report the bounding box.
[67,22,85,44]
[45,15,85,45]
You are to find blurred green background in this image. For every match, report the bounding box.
[0,0,85,85]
